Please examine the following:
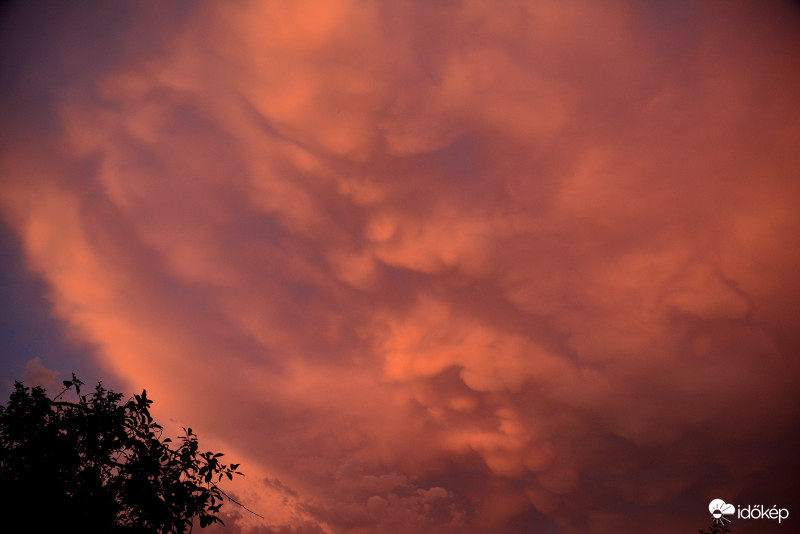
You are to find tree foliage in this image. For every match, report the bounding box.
[0,374,245,532]
[698,520,732,533]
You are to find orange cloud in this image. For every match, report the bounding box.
[2,1,799,533]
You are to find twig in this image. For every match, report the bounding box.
[218,488,265,519]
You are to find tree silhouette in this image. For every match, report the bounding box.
[0,374,254,532]
[698,520,732,533]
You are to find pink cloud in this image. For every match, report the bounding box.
[1,1,799,533]
[21,357,59,387]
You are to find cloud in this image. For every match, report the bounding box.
[21,357,58,387]
[1,1,799,533]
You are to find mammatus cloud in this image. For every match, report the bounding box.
[1,1,799,533]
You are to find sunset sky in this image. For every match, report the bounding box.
[1,1,799,533]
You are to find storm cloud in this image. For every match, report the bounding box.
[2,1,799,533]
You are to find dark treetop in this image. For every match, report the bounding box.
[0,374,254,533]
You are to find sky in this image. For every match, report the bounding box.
[1,1,799,533]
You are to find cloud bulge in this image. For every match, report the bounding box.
[1,1,799,533]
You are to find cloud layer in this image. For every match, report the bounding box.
[2,1,799,532]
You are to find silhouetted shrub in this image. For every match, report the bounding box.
[0,374,246,532]
[698,520,732,533]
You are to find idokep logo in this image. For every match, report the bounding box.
[709,498,790,525]
[709,499,735,524]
